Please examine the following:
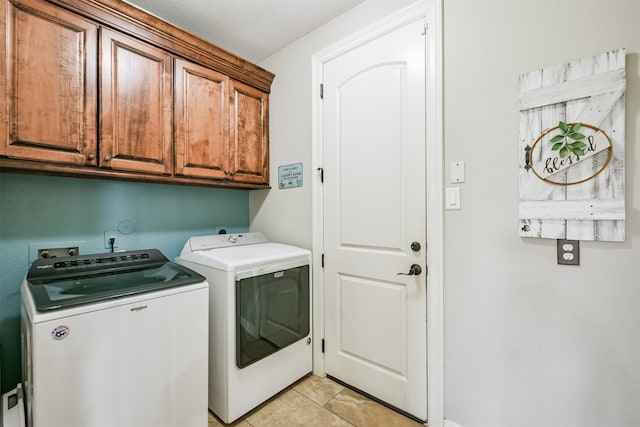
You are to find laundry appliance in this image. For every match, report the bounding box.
[176,232,311,423]
[21,249,209,427]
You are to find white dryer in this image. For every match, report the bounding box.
[176,232,311,423]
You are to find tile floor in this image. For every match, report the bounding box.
[207,374,426,427]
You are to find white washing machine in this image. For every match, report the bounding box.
[176,232,312,423]
[22,249,209,427]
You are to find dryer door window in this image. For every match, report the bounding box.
[235,264,310,368]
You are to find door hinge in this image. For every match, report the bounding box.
[316,167,324,183]
[321,253,325,268]
[320,83,324,99]
[321,339,325,353]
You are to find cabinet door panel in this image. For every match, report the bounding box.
[100,28,172,175]
[1,0,97,164]
[230,81,269,184]
[175,58,229,179]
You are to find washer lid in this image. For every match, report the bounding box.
[26,249,205,311]
[178,242,310,271]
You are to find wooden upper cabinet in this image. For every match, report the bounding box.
[100,27,173,175]
[230,80,269,184]
[1,0,98,165]
[0,0,273,188]
[174,58,229,180]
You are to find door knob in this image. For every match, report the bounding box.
[397,264,422,276]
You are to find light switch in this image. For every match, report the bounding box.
[446,187,460,210]
[451,161,465,183]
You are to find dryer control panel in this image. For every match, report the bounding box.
[185,232,269,252]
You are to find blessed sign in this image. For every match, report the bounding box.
[529,122,612,185]
[518,48,626,242]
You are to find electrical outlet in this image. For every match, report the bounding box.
[29,241,86,262]
[104,230,119,249]
[557,239,580,265]
[37,246,80,259]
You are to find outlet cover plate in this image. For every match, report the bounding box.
[29,241,86,263]
[557,239,580,265]
[104,230,119,249]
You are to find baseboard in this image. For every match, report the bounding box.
[444,420,465,427]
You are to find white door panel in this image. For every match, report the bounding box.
[323,17,427,421]
[339,275,407,373]
[338,64,404,249]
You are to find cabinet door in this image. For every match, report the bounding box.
[229,80,269,184]
[100,28,172,175]
[1,0,98,165]
[175,58,229,179]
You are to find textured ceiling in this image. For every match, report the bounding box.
[124,0,365,63]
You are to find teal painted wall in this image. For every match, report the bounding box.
[0,173,250,392]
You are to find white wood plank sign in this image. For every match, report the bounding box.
[519,48,626,242]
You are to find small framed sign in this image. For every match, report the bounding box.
[278,163,303,189]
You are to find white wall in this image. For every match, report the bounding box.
[443,1,640,426]
[252,0,640,426]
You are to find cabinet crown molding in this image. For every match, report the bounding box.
[49,0,275,92]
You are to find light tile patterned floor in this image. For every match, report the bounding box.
[207,375,425,427]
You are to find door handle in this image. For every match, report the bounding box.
[397,264,422,276]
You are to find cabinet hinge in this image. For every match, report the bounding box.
[321,339,325,353]
[321,253,325,268]
[320,83,324,99]
[316,167,324,183]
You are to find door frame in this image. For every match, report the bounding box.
[310,1,444,425]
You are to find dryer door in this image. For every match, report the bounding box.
[235,264,310,368]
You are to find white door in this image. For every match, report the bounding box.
[322,17,427,421]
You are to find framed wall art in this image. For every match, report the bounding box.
[519,48,626,242]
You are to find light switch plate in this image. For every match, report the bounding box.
[451,161,465,183]
[557,239,580,265]
[445,187,461,210]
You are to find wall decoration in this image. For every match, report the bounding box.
[527,121,612,185]
[278,162,303,189]
[519,48,626,242]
